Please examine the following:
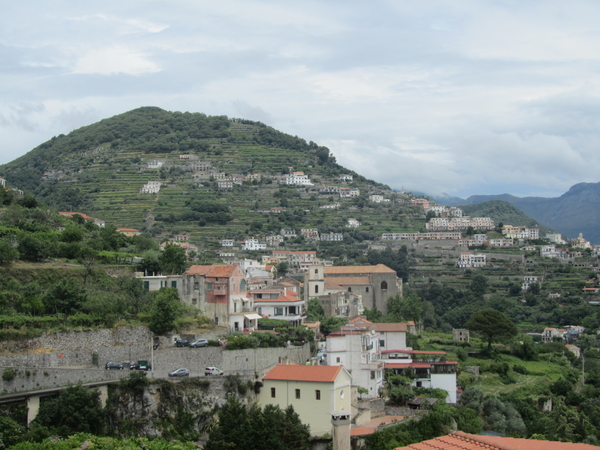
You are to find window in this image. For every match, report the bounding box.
[295,389,301,399]
[371,371,376,380]
[315,269,318,274]
[366,287,369,293]
[275,307,284,316]
[336,357,341,363]
[289,306,296,315]
[194,282,199,291]
[314,285,319,294]
[241,280,246,290]
[143,281,150,291]
[171,280,177,288]
[271,388,276,398]
[192,298,197,304]
[315,390,321,400]
[348,287,352,292]
[381,281,388,290]
[234,303,237,312]
[207,283,213,291]
[380,339,385,348]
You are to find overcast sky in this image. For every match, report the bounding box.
[2,1,600,199]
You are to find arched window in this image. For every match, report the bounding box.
[381,281,388,290]
[240,280,246,290]
[315,285,319,294]
[314,269,318,274]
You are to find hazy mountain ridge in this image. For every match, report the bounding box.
[432,183,600,244]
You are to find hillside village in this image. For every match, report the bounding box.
[2,111,600,448]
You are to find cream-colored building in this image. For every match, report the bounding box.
[259,364,352,438]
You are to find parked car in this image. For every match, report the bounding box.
[205,367,223,376]
[105,362,124,370]
[130,360,152,371]
[168,368,190,377]
[190,339,208,348]
[176,339,190,347]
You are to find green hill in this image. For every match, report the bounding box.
[0,107,425,248]
[461,200,556,236]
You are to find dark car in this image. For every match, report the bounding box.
[176,339,190,347]
[168,368,190,377]
[105,362,123,370]
[190,339,208,348]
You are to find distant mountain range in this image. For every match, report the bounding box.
[430,183,600,245]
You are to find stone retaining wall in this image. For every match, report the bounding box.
[0,368,131,394]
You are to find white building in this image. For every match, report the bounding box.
[243,238,267,251]
[221,239,234,247]
[320,232,343,241]
[285,171,313,186]
[369,195,384,203]
[382,350,458,403]
[250,289,306,326]
[347,218,360,228]
[457,252,486,268]
[140,180,162,194]
[326,318,386,399]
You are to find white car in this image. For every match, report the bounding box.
[205,367,223,376]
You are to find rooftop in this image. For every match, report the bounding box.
[395,431,600,450]
[263,364,343,383]
[324,264,396,274]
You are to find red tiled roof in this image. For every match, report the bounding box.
[386,362,432,369]
[184,264,238,277]
[253,291,303,303]
[324,264,396,274]
[382,350,446,355]
[326,276,371,286]
[350,427,376,436]
[263,364,343,382]
[395,431,600,450]
[373,323,407,332]
[59,211,94,220]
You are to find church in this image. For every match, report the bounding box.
[304,264,401,315]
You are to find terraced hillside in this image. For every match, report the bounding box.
[0,107,429,248]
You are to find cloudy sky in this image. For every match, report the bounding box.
[2,1,600,199]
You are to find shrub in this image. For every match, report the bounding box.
[2,367,16,382]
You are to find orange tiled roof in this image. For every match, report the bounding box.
[263,364,342,382]
[59,211,94,220]
[395,431,600,450]
[184,264,238,277]
[324,264,396,274]
[350,427,376,436]
[253,291,303,303]
[373,323,407,332]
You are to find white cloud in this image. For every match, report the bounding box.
[73,46,160,75]
[2,1,600,200]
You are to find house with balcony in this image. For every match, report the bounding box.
[321,232,343,241]
[181,264,253,330]
[326,320,384,398]
[382,350,458,403]
[250,288,306,326]
[140,180,161,194]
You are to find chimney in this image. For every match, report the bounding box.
[330,412,351,450]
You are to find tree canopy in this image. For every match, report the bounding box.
[465,309,518,350]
